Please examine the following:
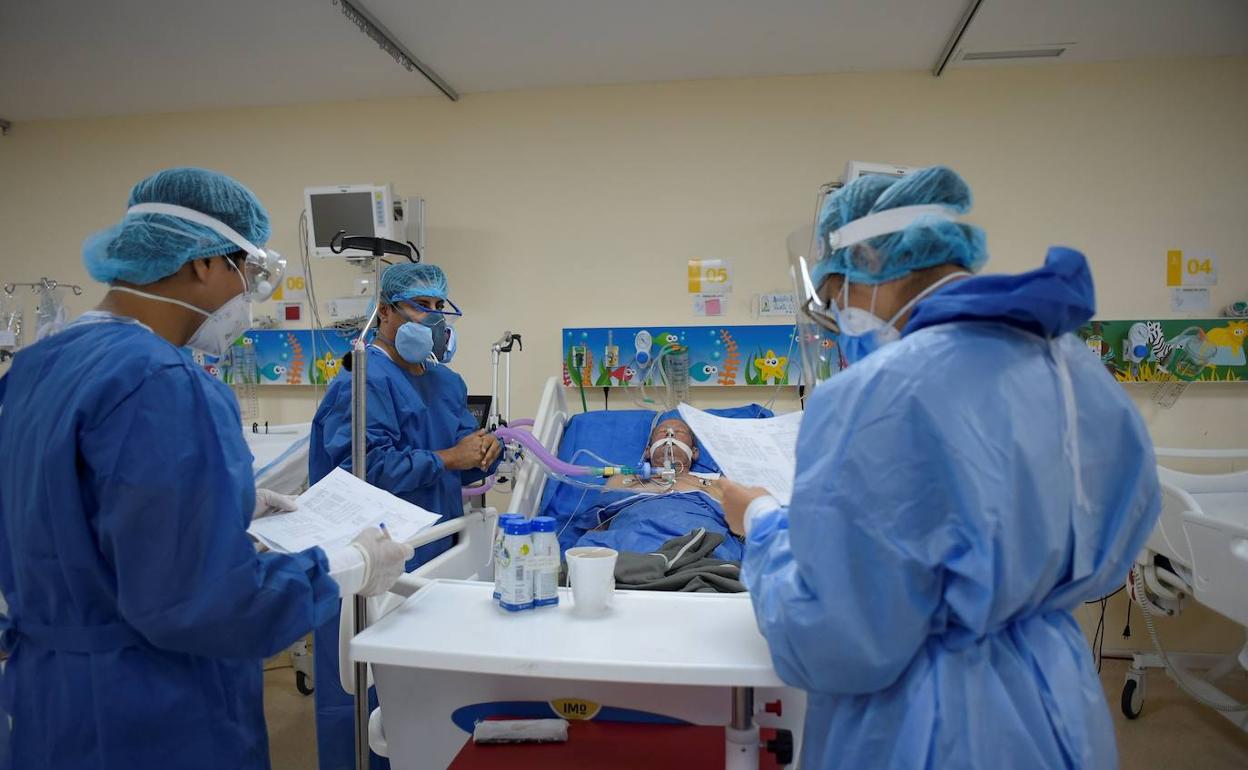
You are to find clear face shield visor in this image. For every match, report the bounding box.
[788,201,963,387]
[788,224,843,388]
[126,203,285,302]
[398,297,463,326]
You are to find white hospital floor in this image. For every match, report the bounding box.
[263,655,1248,769]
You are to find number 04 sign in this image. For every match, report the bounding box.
[1166,250,1217,287]
[688,258,732,293]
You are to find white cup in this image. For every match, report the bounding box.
[565,546,618,617]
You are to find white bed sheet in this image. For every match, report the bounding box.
[245,423,312,495]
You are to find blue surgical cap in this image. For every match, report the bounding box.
[381,263,449,304]
[83,167,271,286]
[812,165,987,286]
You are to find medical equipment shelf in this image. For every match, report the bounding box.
[351,579,785,688]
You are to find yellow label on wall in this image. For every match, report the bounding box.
[1166,250,1183,287]
[550,698,601,721]
[687,259,732,293]
[1166,250,1217,287]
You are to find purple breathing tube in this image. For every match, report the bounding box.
[463,476,495,498]
[507,419,535,429]
[494,426,650,479]
[495,427,592,476]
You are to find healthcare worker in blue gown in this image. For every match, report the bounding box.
[0,167,413,770]
[721,166,1162,769]
[310,262,502,770]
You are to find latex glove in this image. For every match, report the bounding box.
[253,488,299,519]
[349,527,415,597]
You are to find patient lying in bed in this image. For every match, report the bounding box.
[559,418,744,561]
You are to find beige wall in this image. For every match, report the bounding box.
[2,56,1246,651]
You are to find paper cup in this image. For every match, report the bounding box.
[565,546,618,617]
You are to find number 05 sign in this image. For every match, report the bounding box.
[1166,250,1217,287]
[688,258,732,293]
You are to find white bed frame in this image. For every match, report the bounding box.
[508,376,574,516]
[344,376,806,767]
[1124,447,1248,731]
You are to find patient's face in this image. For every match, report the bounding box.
[646,419,698,468]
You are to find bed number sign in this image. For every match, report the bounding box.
[1166,250,1217,287]
[550,698,601,721]
[688,259,732,293]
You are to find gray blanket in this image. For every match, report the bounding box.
[611,528,745,593]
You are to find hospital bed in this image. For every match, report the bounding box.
[1124,447,1248,731]
[242,423,316,693]
[345,377,806,769]
[244,422,313,496]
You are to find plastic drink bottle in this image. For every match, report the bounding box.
[497,518,534,613]
[493,514,523,600]
[530,517,560,608]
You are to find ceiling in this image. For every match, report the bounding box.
[2,0,1245,121]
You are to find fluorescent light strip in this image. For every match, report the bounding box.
[962,47,1067,61]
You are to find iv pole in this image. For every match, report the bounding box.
[329,230,419,770]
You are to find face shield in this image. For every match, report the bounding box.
[126,203,285,302]
[788,220,843,389]
[789,199,964,387]
[399,297,463,327]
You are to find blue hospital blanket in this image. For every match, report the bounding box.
[565,489,744,562]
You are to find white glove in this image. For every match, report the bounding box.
[348,527,415,597]
[253,488,299,519]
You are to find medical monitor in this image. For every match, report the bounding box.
[466,395,493,430]
[841,161,919,184]
[305,184,401,257]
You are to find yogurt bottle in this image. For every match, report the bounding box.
[530,517,560,608]
[497,518,534,613]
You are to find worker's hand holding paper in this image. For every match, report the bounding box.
[677,405,801,505]
[247,467,441,554]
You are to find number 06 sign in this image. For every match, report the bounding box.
[688,258,732,293]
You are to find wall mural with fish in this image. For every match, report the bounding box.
[193,329,355,386]
[1077,318,1247,383]
[561,326,798,388]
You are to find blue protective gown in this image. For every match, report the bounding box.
[0,314,342,770]
[744,248,1162,769]
[308,345,498,770]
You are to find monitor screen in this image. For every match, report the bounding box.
[466,395,493,429]
[309,192,376,250]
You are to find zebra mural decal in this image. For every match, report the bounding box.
[1076,319,1247,383]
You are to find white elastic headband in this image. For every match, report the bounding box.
[649,438,693,463]
[127,202,265,260]
[827,204,960,251]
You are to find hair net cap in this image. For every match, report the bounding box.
[382,263,449,304]
[83,167,271,286]
[812,166,988,286]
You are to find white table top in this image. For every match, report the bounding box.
[350,579,785,688]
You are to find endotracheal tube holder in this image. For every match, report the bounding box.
[494,426,654,482]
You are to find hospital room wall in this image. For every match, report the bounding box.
[1,56,1245,652]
